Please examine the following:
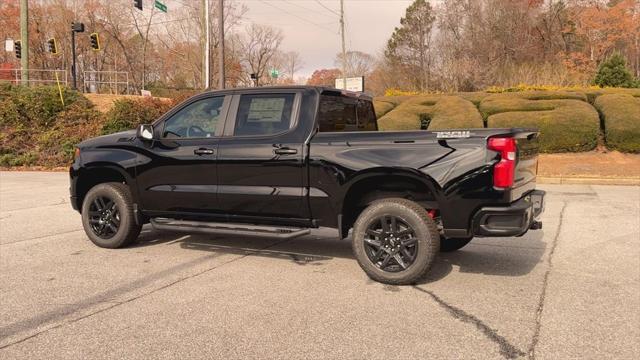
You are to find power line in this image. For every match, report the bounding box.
[257,0,339,34]
[314,0,340,16]
[282,0,336,19]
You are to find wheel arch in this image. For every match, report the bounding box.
[74,164,137,211]
[338,168,442,238]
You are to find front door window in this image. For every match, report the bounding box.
[163,97,225,138]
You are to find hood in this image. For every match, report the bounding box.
[78,129,138,149]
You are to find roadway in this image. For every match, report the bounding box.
[0,171,638,359]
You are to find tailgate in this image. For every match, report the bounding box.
[513,131,539,195]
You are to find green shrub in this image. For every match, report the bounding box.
[594,53,638,88]
[594,94,640,153]
[102,97,173,135]
[0,152,38,167]
[0,85,91,127]
[429,96,484,129]
[483,95,600,152]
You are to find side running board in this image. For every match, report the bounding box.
[150,218,311,239]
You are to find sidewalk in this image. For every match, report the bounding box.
[537,151,640,185]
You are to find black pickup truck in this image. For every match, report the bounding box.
[70,86,545,284]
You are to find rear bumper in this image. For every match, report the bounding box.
[472,190,545,237]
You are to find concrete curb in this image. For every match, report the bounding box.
[537,176,640,186]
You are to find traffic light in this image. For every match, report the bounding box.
[47,38,58,54]
[134,0,143,10]
[14,40,21,59]
[71,22,85,33]
[89,33,100,51]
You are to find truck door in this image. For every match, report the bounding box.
[136,94,229,216]
[215,91,310,225]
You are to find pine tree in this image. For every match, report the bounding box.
[593,53,637,88]
[384,0,436,92]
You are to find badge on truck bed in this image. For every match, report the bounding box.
[436,130,471,139]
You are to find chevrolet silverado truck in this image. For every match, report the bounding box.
[70,86,545,285]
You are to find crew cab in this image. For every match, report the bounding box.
[70,86,545,285]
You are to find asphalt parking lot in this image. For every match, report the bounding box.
[0,171,638,359]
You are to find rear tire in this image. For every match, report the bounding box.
[81,182,141,249]
[439,237,472,252]
[352,198,439,285]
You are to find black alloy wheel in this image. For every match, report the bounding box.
[364,215,418,272]
[352,198,439,285]
[81,182,141,249]
[88,196,121,239]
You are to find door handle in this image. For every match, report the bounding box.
[194,148,215,156]
[274,148,297,155]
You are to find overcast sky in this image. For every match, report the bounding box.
[237,0,415,79]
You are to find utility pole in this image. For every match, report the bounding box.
[218,0,225,89]
[71,28,76,89]
[201,0,206,89]
[340,0,346,90]
[20,0,28,85]
[204,0,210,89]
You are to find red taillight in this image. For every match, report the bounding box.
[488,137,516,189]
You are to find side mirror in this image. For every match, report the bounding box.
[137,124,154,140]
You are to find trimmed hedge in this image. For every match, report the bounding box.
[584,87,640,104]
[429,96,484,129]
[372,100,396,118]
[377,95,440,130]
[376,95,483,130]
[455,91,491,106]
[483,94,600,152]
[594,94,640,153]
[517,90,587,102]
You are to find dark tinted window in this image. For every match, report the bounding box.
[357,100,377,131]
[234,94,295,136]
[318,94,376,132]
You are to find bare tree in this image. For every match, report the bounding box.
[282,51,303,81]
[334,50,376,77]
[238,24,283,86]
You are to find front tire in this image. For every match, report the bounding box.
[352,198,439,285]
[81,182,141,249]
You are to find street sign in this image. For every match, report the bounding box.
[335,76,365,92]
[155,0,167,13]
[270,69,279,79]
[5,39,14,52]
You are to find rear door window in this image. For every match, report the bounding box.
[233,93,296,136]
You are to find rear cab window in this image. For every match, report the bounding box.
[317,93,377,132]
